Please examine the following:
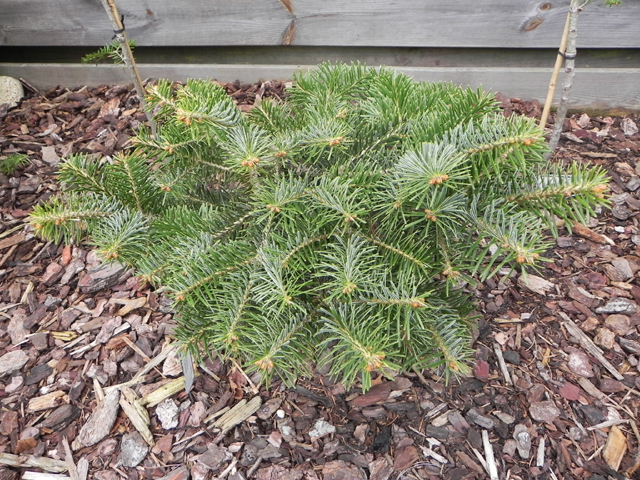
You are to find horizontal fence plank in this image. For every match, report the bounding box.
[2,63,638,114]
[1,0,638,48]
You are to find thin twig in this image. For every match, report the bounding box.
[493,343,513,385]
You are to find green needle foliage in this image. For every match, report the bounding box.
[0,153,29,175]
[81,39,137,65]
[30,63,609,390]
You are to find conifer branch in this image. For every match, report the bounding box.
[30,63,608,391]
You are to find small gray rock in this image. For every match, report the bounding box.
[529,400,561,424]
[513,424,531,459]
[156,398,179,430]
[0,76,24,108]
[568,351,594,377]
[120,431,149,467]
[0,350,29,376]
[309,419,336,439]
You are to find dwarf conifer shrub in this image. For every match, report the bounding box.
[30,64,608,390]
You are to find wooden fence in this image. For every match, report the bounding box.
[1,0,639,111]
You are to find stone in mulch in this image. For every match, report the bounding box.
[0,76,24,108]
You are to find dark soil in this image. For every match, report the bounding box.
[1,80,639,480]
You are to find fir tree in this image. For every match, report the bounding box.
[30,64,609,390]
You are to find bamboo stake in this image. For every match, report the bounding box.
[547,0,582,154]
[98,0,156,137]
[539,12,571,129]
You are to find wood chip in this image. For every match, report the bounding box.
[559,312,624,380]
[0,233,26,251]
[22,474,70,480]
[0,453,67,473]
[112,296,147,317]
[119,386,154,446]
[213,396,262,437]
[72,389,120,450]
[570,221,615,245]
[27,391,67,412]
[482,430,499,480]
[139,376,187,408]
[603,425,627,471]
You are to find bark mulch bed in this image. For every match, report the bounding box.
[1,81,640,480]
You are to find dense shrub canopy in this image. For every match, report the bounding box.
[30,63,608,390]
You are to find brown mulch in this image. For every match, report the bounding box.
[1,80,640,480]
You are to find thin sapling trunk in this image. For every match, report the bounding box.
[98,0,157,137]
[539,12,571,129]
[547,0,581,154]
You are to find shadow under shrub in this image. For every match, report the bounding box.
[30,63,608,390]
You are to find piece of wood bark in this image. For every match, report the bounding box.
[27,391,67,412]
[21,474,71,480]
[139,376,187,408]
[213,397,262,437]
[38,404,81,429]
[603,425,627,471]
[0,469,18,480]
[482,430,499,480]
[570,221,615,246]
[559,312,624,380]
[456,451,484,475]
[119,386,154,446]
[493,343,513,385]
[60,438,78,480]
[0,453,67,473]
[576,377,606,400]
[72,389,120,450]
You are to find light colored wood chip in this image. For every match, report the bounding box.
[76,458,88,480]
[603,425,627,471]
[576,377,606,400]
[482,430,499,480]
[27,391,67,412]
[60,437,78,480]
[119,387,154,447]
[22,473,71,480]
[536,437,545,467]
[112,296,147,317]
[140,376,187,408]
[213,397,262,436]
[0,453,67,473]
[493,343,513,385]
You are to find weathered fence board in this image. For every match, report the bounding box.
[1,0,638,48]
[2,63,638,113]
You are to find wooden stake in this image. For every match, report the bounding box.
[98,0,156,137]
[540,12,571,129]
